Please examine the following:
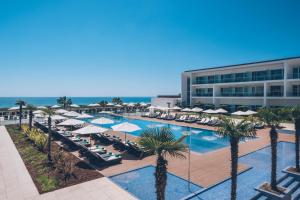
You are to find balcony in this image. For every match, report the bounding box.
[219,93,264,97]
[193,75,284,85]
[193,93,213,97]
[267,92,283,97]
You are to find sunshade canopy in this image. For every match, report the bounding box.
[112,122,141,133]
[171,106,181,110]
[72,125,108,135]
[70,104,80,108]
[203,109,218,114]
[231,111,246,116]
[55,109,68,114]
[215,108,228,114]
[57,119,85,126]
[76,113,94,119]
[45,115,67,121]
[33,110,44,114]
[182,108,192,112]
[192,107,203,112]
[63,111,81,117]
[88,103,99,107]
[37,106,47,109]
[91,117,114,124]
[51,105,61,108]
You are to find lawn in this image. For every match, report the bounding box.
[6,125,103,193]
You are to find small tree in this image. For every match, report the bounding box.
[15,100,26,129]
[258,108,280,191]
[26,104,36,130]
[139,128,187,200]
[43,107,55,164]
[57,96,72,109]
[217,117,256,200]
[112,97,123,105]
[99,100,108,107]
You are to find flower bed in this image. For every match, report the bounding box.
[6,125,103,193]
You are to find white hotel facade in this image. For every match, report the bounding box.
[181,56,300,111]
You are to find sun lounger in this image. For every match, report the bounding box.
[127,142,152,159]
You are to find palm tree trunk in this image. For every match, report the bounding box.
[155,154,167,200]
[47,117,52,164]
[295,118,300,172]
[29,111,33,130]
[270,126,278,191]
[230,137,239,200]
[19,105,23,130]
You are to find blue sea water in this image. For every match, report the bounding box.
[110,166,203,200]
[86,113,229,153]
[0,97,151,108]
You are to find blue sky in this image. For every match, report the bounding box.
[0,0,300,97]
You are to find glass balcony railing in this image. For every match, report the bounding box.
[193,93,213,97]
[193,75,284,84]
[219,93,264,97]
[267,92,283,97]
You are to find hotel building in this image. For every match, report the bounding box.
[182,56,300,111]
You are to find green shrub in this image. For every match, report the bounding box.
[37,175,58,192]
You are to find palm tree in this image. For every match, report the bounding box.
[57,96,72,109]
[258,108,280,191]
[217,117,256,200]
[112,97,123,105]
[139,128,187,200]
[291,107,300,172]
[43,107,55,164]
[15,100,26,129]
[99,100,108,107]
[26,104,36,130]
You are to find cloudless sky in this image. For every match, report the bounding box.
[0,0,300,97]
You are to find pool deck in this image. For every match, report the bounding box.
[98,116,295,187]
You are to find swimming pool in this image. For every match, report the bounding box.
[110,165,203,200]
[85,113,229,153]
[190,142,295,200]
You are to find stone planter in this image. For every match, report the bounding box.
[255,182,291,200]
[282,166,300,181]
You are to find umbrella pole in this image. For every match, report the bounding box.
[125,132,127,143]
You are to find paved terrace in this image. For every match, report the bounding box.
[98,116,295,187]
[0,126,136,200]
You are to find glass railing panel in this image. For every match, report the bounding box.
[267,92,283,97]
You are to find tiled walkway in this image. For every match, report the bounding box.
[0,126,136,200]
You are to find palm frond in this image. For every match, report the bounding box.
[139,128,187,159]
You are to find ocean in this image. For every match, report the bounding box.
[0,97,152,108]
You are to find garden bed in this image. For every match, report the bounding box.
[6,125,103,193]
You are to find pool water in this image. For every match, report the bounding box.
[85,114,229,153]
[110,166,203,200]
[191,142,295,200]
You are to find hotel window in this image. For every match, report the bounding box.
[207,75,215,83]
[235,72,250,82]
[293,85,300,96]
[221,87,234,96]
[252,70,267,81]
[251,86,264,96]
[195,88,213,96]
[293,67,300,79]
[269,86,283,96]
[270,69,284,80]
[221,74,233,83]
